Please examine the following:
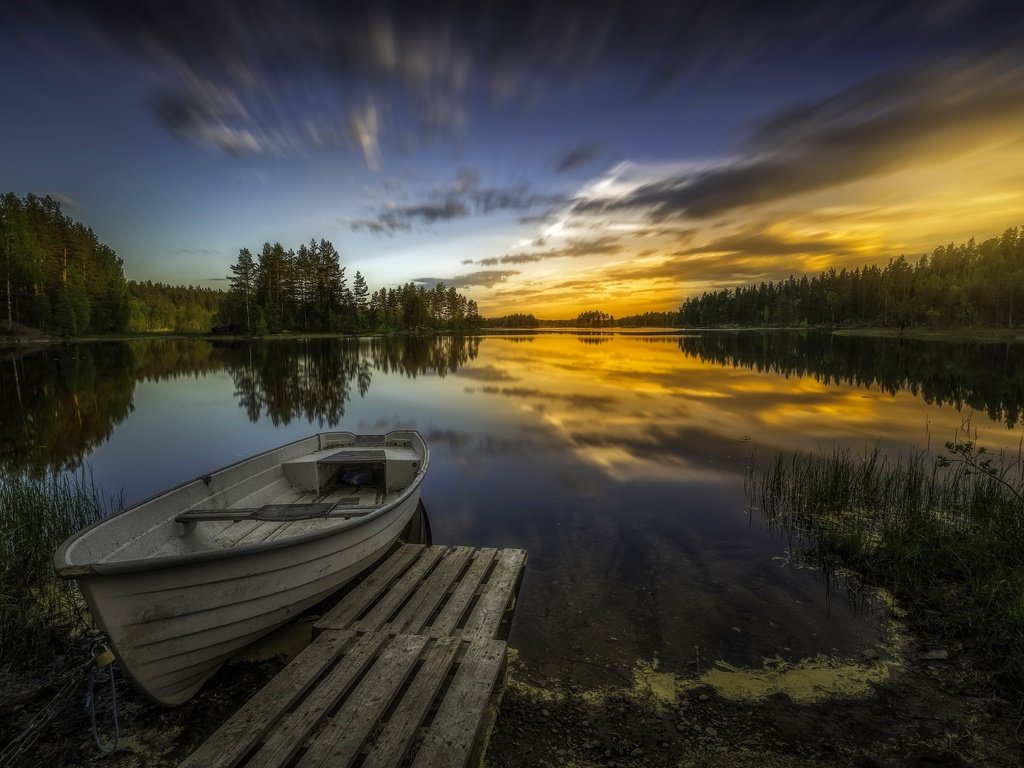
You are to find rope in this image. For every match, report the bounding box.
[84,645,119,754]
[0,656,92,767]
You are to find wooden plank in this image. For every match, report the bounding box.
[360,637,461,768]
[428,549,496,637]
[461,549,527,639]
[244,630,390,768]
[177,502,377,523]
[318,449,387,464]
[351,546,447,632]
[296,634,428,768]
[177,630,356,768]
[410,638,508,768]
[392,546,475,634]
[315,545,424,632]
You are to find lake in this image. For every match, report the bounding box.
[3,331,1023,687]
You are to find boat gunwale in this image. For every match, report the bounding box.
[53,430,429,578]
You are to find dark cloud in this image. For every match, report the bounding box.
[415,270,519,289]
[681,228,851,257]
[555,144,602,172]
[23,0,1012,161]
[471,236,623,266]
[352,170,566,234]
[574,47,1024,221]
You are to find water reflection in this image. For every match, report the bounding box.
[0,344,135,473]
[6,331,1024,686]
[678,330,1024,428]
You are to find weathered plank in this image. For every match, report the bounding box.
[392,546,475,634]
[296,634,428,768]
[244,630,389,768]
[461,549,527,639]
[360,637,461,768]
[178,630,356,768]
[351,546,447,632]
[181,545,526,768]
[410,637,508,768]
[428,548,497,637]
[318,449,387,464]
[314,545,423,632]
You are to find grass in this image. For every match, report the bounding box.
[0,469,121,667]
[749,434,1024,690]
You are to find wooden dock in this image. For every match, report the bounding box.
[179,544,527,768]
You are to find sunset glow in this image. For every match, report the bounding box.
[2,1,1023,317]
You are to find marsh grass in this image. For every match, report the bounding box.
[0,470,121,666]
[751,435,1024,689]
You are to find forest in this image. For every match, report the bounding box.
[223,240,482,333]
[679,227,1024,329]
[0,193,130,334]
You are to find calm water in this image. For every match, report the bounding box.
[3,331,1023,685]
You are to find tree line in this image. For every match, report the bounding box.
[679,227,1024,329]
[0,193,130,335]
[224,239,482,333]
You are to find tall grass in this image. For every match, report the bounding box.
[0,470,121,666]
[751,436,1024,689]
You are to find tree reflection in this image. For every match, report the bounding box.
[219,335,481,425]
[0,335,482,473]
[678,331,1024,428]
[0,344,135,473]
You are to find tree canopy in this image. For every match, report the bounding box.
[0,193,130,335]
[679,228,1024,329]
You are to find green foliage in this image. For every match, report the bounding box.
[219,239,481,334]
[0,470,122,664]
[127,281,225,332]
[483,313,540,328]
[681,227,1024,329]
[0,192,130,335]
[752,437,1024,691]
[576,309,615,327]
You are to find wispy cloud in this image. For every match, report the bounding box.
[469,236,624,266]
[555,144,602,173]
[573,48,1024,222]
[415,270,520,289]
[352,169,566,234]
[33,0,1004,164]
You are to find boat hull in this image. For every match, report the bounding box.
[78,490,420,706]
[55,431,429,706]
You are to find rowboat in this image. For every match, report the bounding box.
[53,431,429,706]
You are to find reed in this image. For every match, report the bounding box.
[751,436,1024,689]
[0,470,121,666]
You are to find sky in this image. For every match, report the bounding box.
[2,0,1024,318]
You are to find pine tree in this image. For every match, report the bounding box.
[229,248,257,332]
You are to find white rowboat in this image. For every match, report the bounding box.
[54,431,429,706]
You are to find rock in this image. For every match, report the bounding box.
[705,726,719,738]
[920,649,949,661]
[698,693,710,702]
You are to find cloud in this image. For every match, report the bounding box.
[555,144,602,172]
[345,101,381,169]
[471,236,624,266]
[352,170,566,234]
[180,248,222,256]
[34,0,1007,162]
[415,270,520,289]
[573,47,1024,222]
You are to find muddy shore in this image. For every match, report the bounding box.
[2,604,1019,768]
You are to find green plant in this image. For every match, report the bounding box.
[0,469,121,666]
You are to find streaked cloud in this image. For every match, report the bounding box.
[352,170,566,234]
[573,48,1024,222]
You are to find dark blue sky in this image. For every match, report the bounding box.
[3,0,1023,315]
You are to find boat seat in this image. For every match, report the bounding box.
[317,449,387,465]
[175,500,378,524]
